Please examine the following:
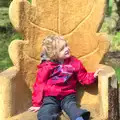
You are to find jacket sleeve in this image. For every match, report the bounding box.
[77,60,95,85]
[32,63,50,107]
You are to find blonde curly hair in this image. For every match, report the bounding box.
[41,35,67,60]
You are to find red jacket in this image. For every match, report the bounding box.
[32,56,95,107]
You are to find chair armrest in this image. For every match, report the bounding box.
[0,66,32,120]
[0,67,19,120]
[98,65,119,120]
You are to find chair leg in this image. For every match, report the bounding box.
[108,75,119,120]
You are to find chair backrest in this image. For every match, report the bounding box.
[9,0,109,89]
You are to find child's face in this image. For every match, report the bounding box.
[58,40,70,60]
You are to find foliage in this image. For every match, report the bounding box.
[107,0,113,16]
[0,0,12,7]
[0,25,22,71]
[27,0,32,3]
[111,32,120,51]
[0,7,10,27]
[0,7,22,71]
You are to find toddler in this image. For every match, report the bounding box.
[28,35,101,120]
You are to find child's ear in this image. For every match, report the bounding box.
[53,50,58,59]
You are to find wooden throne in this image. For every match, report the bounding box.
[0,0,119,120]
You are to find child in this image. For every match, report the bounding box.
[28,35,102,120]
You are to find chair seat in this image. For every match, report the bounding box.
[7,104,100,120]
[81,104,100,120]
[7,111,37,120]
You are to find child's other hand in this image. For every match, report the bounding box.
[28,106,40,112]
[94,68,103,78]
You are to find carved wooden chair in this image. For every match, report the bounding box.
[0,0,119,120]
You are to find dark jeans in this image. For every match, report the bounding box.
[37,94,90,120]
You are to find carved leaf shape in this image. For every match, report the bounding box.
[30,0,95,35]
[9,0,109,69]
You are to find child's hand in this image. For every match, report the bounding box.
[94,68,103,78]
[28,106,40,112]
